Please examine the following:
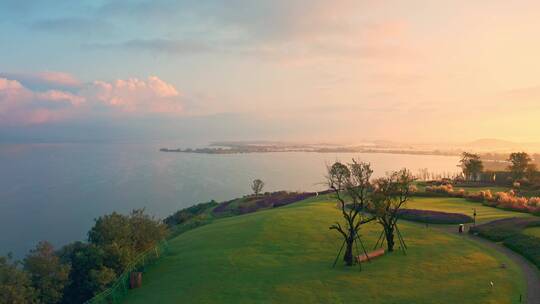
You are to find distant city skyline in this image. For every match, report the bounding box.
[2,1,540,143]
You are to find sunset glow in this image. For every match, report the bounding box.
[2,1,540,142]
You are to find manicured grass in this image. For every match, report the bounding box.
[123,197,525,303]
[406,197,531,223]
[523,227,540,238]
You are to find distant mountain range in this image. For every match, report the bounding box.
[459,138,540,152]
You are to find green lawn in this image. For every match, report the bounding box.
[523,227,540,238]
[407,197,531,223]
[123,197,526,303]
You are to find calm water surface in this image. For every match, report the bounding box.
[0,143,460,257]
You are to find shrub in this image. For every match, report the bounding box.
[469,217,540,241]
[462,189,540,213]
[212,191,317,215]
[397,209,473,224]
[480,190,493,200]
[164,201,218,226]
[503,234,540,268]
[465,191,485,202]
[425,184,454,195]
[494,191,532,212]
[454,188,466,198]
[211,199,237,214]
[528,197,540,208]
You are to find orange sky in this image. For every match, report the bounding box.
[2,1,540,143]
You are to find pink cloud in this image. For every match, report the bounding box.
[0,78,24,90]
[38,90,86,105]
[36,71,81,87]
[87,76,182,114]
[0,77,77,125]
[0,75,185,125]
[0,72,81,89]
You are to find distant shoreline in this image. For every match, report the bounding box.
[159,146,459,157]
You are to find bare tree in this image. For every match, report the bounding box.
[251,179,265,196]
[327,160,375,266]
[370,169,415,252]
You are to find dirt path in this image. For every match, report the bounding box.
[440,225,540,304]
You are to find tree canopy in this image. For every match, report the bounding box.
[327,160,375,266]
[508,152,533,181]
[251,179,265,196]
[459,152,483,180]
[23,241,70,304]
[1,208,169,304]
[0,255,37,304]
[370,169,415,252]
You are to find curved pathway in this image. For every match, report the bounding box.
[439,225,540,304]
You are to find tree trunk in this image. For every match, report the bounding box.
[343,239,354,266]
[386,228,395,252]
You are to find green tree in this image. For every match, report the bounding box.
[251,179,265,196]
[88,209,168,273]
[0,254,37,304]
[326,160,375,266]
[526,163,538,182]
[508,152,532,181]
[459,152,483,181]
[370,169,415,252]
[23,241,70,304]
[88,212,133,273]
[58,242,116,304]
[129,209,169,252]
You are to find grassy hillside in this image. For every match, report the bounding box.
[122,196,526,303]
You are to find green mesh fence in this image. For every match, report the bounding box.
[84,240,169,304]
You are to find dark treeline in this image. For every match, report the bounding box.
[0,209,167,304]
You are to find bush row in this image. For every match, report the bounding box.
[469,217,540,241]
[397,209,473,224]
[470,217,540,269]
[503,234,540,268]
[164,200,219,227]
[424,184,540,214]
[212,191,318,215]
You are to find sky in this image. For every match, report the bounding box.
[2,0,540,144]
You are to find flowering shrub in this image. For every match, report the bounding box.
[425,184,454,195]
[422,182,540,214]
[528,197,540,207]
[454,188,466,198]
[476,191,540,213]
[480,190,493,201]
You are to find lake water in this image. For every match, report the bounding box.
[0,143,461,257]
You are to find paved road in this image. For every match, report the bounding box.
[440,225,540,304]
